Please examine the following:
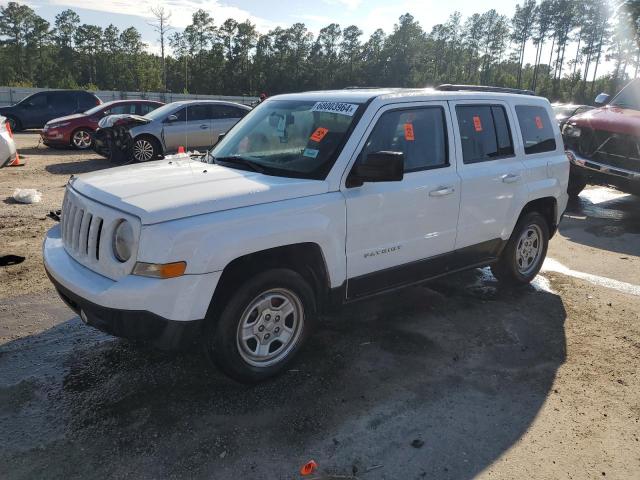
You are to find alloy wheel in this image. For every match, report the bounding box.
[133,139,154,162]
[72,130,92,149]
[515,224,543,275]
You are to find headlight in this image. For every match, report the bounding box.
[48,121,70,129]
[112,220,134,262]
[562,123,581,138]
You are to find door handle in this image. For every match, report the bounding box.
[200,124,208,129]
[429,186,455,197]
[502,173,521,184]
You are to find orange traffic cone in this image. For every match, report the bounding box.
[4,152,24,167]
[300,460,318,476]
[177,145,185,154]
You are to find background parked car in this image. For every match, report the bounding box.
[93,100,251,162]
[552,103,594,128]
[0,116,18,167]
[0,90,101,131]
[563,79,640,197]
[42,100,164,150]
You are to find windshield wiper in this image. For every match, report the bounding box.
[215,155,267,173]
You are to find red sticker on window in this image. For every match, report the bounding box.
[310,127,329,142]
[473,116,483,132]
[535,116,544,129]
[404,123,415,141]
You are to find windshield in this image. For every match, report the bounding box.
[143,102,179,120]
[83,102,110,116]
[210,99,363,179]
[610,79,640,110]
[553,105,576,117]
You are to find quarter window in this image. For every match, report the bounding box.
[456,105,514,164]
[515,105,556,154]
[360,107,448,173]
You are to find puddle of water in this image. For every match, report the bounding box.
[579,187,630,205]
[542,258,640,297]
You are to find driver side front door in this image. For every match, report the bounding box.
[343,102,461,299]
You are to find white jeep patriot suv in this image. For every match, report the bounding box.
[44,85,569,382]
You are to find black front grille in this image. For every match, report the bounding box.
[578,127,640,173]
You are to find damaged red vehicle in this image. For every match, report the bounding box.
[563,79,640,197]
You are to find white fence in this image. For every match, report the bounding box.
[0,87,258,107]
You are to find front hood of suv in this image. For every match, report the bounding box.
[71,159,329,224]
[570,106,640,137]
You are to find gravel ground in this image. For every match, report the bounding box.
[1,133,639,479]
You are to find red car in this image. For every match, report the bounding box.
[41,100,164,150]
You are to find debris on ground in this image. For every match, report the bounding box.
[0,255,25,267]
[12,188,42,204]
[411,439,424,448]
[47,210,61,222]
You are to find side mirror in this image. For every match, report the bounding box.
[348,151,404,187]
[594,93,610,106]
[166,114,178,123]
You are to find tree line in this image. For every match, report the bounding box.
[0,0,638,103]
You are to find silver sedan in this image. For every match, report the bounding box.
[126,100,251,162]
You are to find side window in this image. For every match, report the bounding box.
[24,93,48,108]
[109,104,136,115]
[137,103,158,115]
[211,105,248,119]
[360,107,448,173]
[456,105,514,164]
[50,92,76,110]
[515,105,556,154]
[172,108,187,122]
[185,104,210,121]
[78,93,97,110]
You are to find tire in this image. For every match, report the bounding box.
[70,128,93,150]
[205,268,317,383]
[491,212,549,286]
[5,116,21,132]
[132,136,160,162]
[567,175,587,197]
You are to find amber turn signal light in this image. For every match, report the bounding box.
[133,261,187,279]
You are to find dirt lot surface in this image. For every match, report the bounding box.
[1,133,639,480]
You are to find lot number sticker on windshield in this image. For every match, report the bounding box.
[310,127,329,142]
[311,102,359,116]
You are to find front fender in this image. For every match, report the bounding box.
[137,193,347,288]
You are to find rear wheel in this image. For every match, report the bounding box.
[491,212,549,285]
[71,128,93,149]
[204,268,316,383]
[132,136,159,162]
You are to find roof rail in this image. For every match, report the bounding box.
[436,84,536,96]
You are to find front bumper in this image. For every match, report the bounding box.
[44,224,221,348]
[41,129,68,146]
[567,149,640,181]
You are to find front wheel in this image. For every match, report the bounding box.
[205,269,316,383]
[491,212,549,285]
[71,128,93,149]
[132,136,159,162]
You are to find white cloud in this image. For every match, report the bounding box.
[47,0,278,32]
[322,0,362,10]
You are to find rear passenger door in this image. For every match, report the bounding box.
[450,101,528,253]
[344,102,460,298]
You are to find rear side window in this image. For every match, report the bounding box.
[456,105,514,164]
[212,105,248,119]
[515,105,556,154]
[78,92,98,110]
[109,104,137,115]
[361,106,448,172]
[138,103,159,115]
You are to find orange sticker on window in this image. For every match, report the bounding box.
[473,115,483,132]
[310,127,329,142]
[535,116,544,129]
[404,123,415,141]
